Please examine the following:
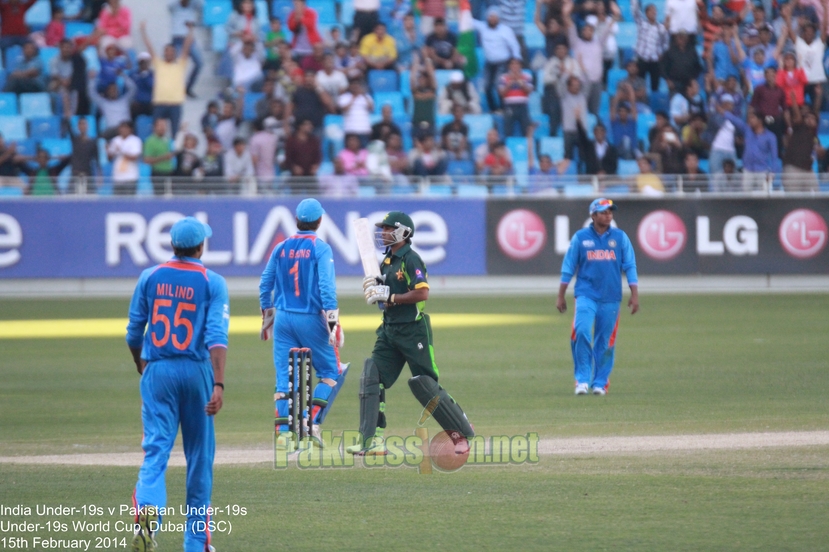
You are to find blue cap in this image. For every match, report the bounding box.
[296,198,325,222]
[170,217,212,249]
[589,198,618,215]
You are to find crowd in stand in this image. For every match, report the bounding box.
[1,0,829,194]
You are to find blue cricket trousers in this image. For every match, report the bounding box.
[571,297,621,391]
[134,358,214,552]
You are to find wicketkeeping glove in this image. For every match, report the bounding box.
[325,309,342,347]
[260,307,275,341]
[365,285,390,305]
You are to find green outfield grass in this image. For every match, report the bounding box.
[1,295,828,550]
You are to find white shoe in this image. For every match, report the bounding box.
[592,387,607,395]
[275,433,296,452]
[575,383,589,395]
[310,424,324,448]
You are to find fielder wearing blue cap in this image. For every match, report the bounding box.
[258,198,348,450]
[126,216,229,551]
[557,199,639,396]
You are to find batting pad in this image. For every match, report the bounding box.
[408,376,475,438]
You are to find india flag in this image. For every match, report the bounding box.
[457,0,479,79]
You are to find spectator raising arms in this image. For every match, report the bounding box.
[140,20,194,136]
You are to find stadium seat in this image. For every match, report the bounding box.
[818,134,829,147]
[40,138,72,157]
[585,113,598,140]
[317,161,333,175]
[211,25,229,52]
[434,70,454,92]
[617,159,639,176]
[0,69,6,92]
[137,163,153,196]
[39,47,59,74]
[4,45,22,73]
[0,93,18,115]
[447,160,475,176]
[649,92,670,113]
[243,92,264,120]
[323,114,345,159]
[255,0,270,29]
[464,114,494,141]
[135,115,154,140]
[392,184,418,195]
[506,137,528,162]
[308,0,337,25]
[533,118,550,139]
[13,138,37,156]
[528,92,543,119]
[372,92,405,114]
[616,22,637,49]
[24,0,51,30]
[698,159,709,173]
[0,116,28,141]
[426,184,453,196]
[819,112,829,135]
[0,187,23,196]
[637,112,656,148]
[607,68,627,96]
[272,0,293,22]
[70,115,97,138]
[457,184,488,197]
[339,1,355,26]
[435,113,453,132]
[81,46,100,73]
[369,70,398,93]
[539,136,564,161]
[65,21,94,39]
[564,184,595,197]
[523,22,545,50]
[28,116,61,139]
[20,93,52,118]
[618,1,633,21]
[357,186,377,197]
[203,0,233,26]
[399,70,411,99]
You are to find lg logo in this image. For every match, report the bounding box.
[637,210,687,260]
[778,209,827,259]
[496,209,547,260]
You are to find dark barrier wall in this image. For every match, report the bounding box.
[487,199,829,275]
[0,199,486,278]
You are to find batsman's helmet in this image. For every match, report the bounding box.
[375,211,415,247]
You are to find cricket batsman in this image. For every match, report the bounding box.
[259,198,348,450]
[557,198,639,395]
[126,217,229,552]
[347,211,474,455]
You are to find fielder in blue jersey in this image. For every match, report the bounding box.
[126,217,229,552]
[259,198,348,450]
[557,198,639,396]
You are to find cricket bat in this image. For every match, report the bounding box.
[353,218,381,278]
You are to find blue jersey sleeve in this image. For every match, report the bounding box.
[259,243,284,310]
[126,268,152,349]
[620,232,638,286]
[316,241,338,311]
[205,271,230,349]
[560,233,581,284]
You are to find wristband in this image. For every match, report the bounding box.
[214,382,224,389]
[390,294,395,304]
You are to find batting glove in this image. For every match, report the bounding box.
[365,285,390,305]
[325,309,341,347]
[260,307,275,341]
[362,275,385,291]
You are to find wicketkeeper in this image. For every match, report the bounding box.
[557,198,639,395]
[347,211,474,455]
[259,198,348,449]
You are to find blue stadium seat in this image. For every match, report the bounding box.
[528,92,543,118]
[0,93,18,115]
[524,22,545,50]
[399,70,411,99]
[464,114,494,141]
[357,186,377,197]
[317,161,333,175]
[637,111,656,148]
[618,1,633,21]
[211,25,229,52]
[20,93,52,118]
[339,0,355,26]
[607,68,627,96]
[369,70,398,93]
[506,137,528,162]
[434,70,454,92]
[28,116,61,139]
[39,47,59,74]
[13,138,37,156]
[539,136,564,161]
[372,92,405,114]
[70,115,97,138]
[272,0,293,22]
[0,187,23,196]
[391,184,417,195]
[323,114,345,159]
[533,118,550,139]
[819,112,829,135]
[617,159,639,176]
[0,69,6,91]
[426,184,453,196]
[4,45,22,73]
[137,163,153,196]
[65,21,94,39]
[243,92,264,120]
[616,22,637,49]
[40,138,72,157]
[447,160,475,176]
[81,46,100,73]
[435,113,453,132]
[308,0,337,25]
[564,184,595,197]
[135,115,154,140]
[0,116,28,141]
[24,0,51,30]
[204,0,233,26]
[604,184,631,194]
[649,92,670,113]
[457,184,489,197]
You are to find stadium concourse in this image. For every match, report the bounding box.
[2,0,829,196]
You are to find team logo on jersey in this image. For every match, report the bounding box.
[396,269,405,280]
[496,209,547,260]
[417,343,423,350]
[582,240,595,247]
[778,209,827,259]
[415,269,424,279]
[587,250,617,261]
[637,210,687,261]
[384,258,391,265]
[608,239,617,248]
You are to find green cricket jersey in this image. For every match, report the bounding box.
[380,243,429,324]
